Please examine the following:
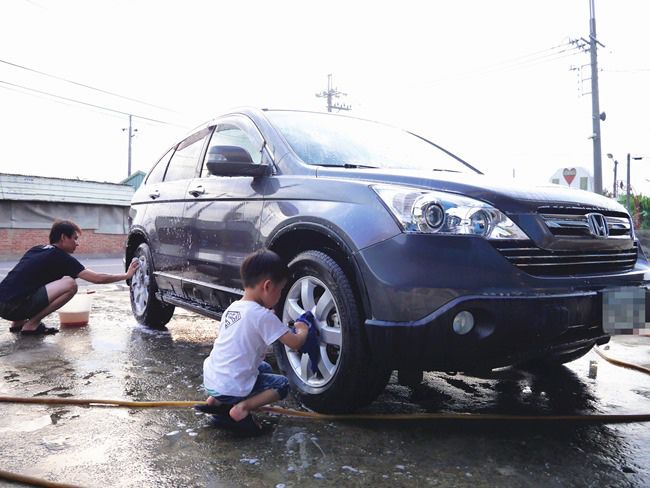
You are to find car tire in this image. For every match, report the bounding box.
[274,250,391,413]
[129,243,174,328]
[397,368,424,387]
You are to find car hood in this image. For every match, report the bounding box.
[315,167,628,215]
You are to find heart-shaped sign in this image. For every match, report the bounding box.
[563,168,576,185]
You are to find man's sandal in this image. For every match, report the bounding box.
[20,323,59,336]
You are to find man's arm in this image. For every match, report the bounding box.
[77,259,139,284]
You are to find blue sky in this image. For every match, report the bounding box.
[1,0,649,195]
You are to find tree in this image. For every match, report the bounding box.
[619,194,650,230]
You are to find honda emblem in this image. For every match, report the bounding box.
[586,213,609,238]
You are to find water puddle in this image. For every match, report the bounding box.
[0,414,52,433]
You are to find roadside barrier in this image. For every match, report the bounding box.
[2,345,649,487]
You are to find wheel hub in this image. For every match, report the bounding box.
[282,275,342,387]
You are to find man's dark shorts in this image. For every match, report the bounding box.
[0,287,49,321]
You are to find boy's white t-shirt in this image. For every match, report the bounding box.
[203,299,289,397]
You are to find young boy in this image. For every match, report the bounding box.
[200,249,311,434]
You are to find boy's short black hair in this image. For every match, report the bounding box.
[49,220,82,244]
[241,249,288,288]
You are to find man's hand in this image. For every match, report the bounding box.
[126,258,140,279]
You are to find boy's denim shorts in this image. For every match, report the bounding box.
[206,361,289,404]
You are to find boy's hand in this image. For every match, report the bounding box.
[296,311,320,374]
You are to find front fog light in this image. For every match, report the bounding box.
[452,311,475,335]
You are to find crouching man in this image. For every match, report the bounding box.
[0,219,139,335]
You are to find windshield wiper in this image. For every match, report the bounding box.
[315,163,379,169]
[324,163,377,169]
[432,168,461,173]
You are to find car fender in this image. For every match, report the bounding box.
[266,218,374,320]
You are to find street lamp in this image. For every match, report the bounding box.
[606,153,618,197]
[626,153,643,213]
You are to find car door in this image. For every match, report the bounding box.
[146,128,210,295]
[182,115,269,310]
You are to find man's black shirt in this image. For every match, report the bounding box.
[0,245,85,303]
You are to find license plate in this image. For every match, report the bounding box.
[602,287,647,335]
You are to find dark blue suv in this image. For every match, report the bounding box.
[126,108,649,413]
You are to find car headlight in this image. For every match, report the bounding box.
[372,184,529,239]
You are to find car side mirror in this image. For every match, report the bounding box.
[206,145,271,177]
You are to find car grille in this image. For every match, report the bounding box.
[493,207,637,275]
[493,241,638,276]
[538,206,632,239]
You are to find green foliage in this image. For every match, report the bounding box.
[639,195,650,230]
[620,194,650,229]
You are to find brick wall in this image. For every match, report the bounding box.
[0,228,125,259]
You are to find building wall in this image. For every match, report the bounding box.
[549,166,593,192]
[0,201,129,234]
[0,228,125,259]
[0,174,133,260]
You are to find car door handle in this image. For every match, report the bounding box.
[149,190,160,200]
[188,186,206,197]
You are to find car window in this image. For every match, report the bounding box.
[201,117,264,177]
[266,110,476,173]
[164,129,210,182]
[145,147,174,185]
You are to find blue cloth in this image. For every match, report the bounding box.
[296,311,321,374]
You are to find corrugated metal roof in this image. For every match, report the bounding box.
[0,173,134,207]
[120,171,146,190]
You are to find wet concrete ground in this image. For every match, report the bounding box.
[1,284,650,487]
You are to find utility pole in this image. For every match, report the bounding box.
[606,153,618,197]
[627,153,631,211]
[122,115,138,177]
[588,0,604,194]
[626,153,643,212]
[316,74,351,113]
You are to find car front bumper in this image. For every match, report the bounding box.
[364,290,616,370]
[357,233,649,371]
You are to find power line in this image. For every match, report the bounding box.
[0,79,184,127]
[481,41,579,70]
[0,57,176,112]
[0,81,126,122]
[602,68,650,73]
[20,0,45,8]
[414,42,581,90]
[458,43,581,75]
[495,47,582,74]
[345,41,584,119]
[497,44,581,70]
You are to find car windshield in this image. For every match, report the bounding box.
[265,110,476,173]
